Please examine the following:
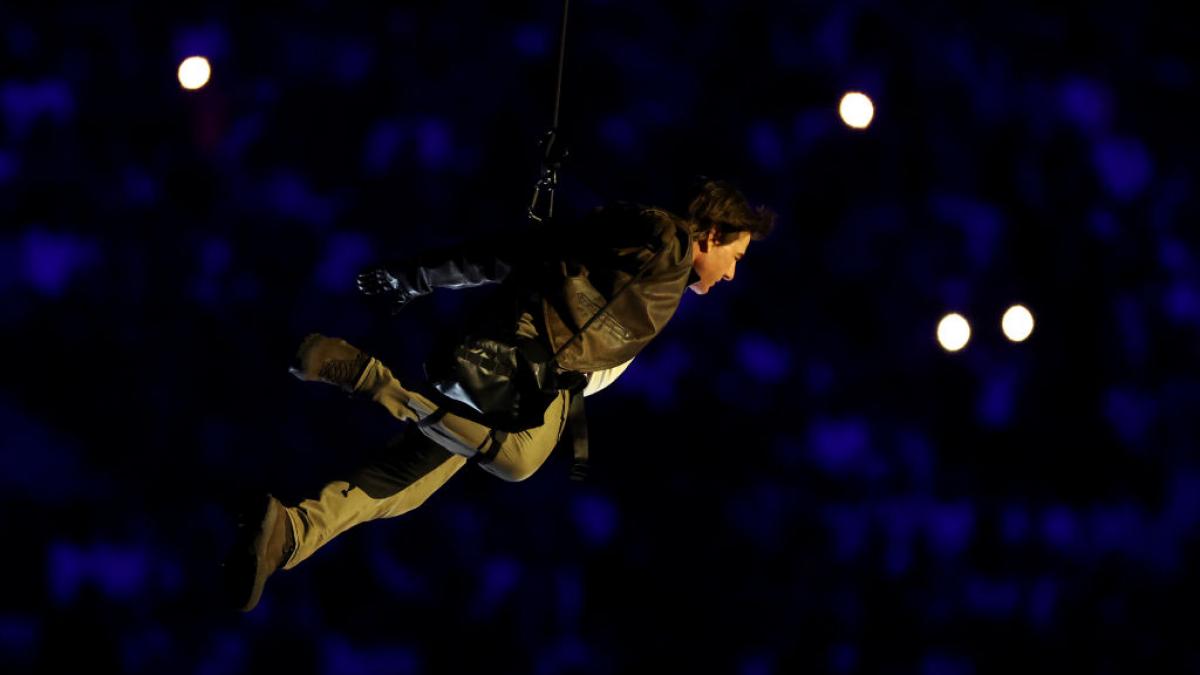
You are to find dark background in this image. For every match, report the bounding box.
[3,1,1198,673]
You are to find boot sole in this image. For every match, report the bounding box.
[222,493,281,612]
[290,333,326,381]
[290,333,371,392]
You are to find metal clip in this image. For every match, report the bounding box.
[527,128,569,224]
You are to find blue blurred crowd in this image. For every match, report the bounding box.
[2,1,1197,673]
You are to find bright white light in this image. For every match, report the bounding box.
[1002,304,1035,342]
[839,91,875,129]
[937,313,971,352]
[178,56,211,90]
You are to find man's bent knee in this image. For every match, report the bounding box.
[474,422,558,483]
[478,459,540,483]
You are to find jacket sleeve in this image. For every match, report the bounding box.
[369,237,517,303]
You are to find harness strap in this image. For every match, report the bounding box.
[415,407,449,429]
[475,429,509,466]
[567,389,589,481]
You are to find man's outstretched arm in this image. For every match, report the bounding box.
[356,236,520,313]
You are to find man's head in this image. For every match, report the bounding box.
[685,179,776,295]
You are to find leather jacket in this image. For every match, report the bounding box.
[368,203,697,429]
[540,203,696,372]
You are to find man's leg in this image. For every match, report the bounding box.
[280,382,570,569]
[281,335,572,561]
[281,430,468,569]
[352,354,571,480]
[226,430,468,612]
[291,332,501,457]
[229,336,571,611]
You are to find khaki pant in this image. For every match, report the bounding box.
[281,357,571,570]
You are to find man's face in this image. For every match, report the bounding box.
[688,228,751,295]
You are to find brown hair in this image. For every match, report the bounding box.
[686,178,777,244]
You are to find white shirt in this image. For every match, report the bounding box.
[581,358,635,397]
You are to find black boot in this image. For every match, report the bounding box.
[289,333,373,394]
[223,493,296,612]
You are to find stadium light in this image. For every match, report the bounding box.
[937,312,971,352]
[1002,304,1035,342]
[178,56,211,91]
[839,91,874,130]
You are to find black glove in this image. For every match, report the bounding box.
[356,267,413,315]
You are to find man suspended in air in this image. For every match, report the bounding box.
[223,178,776,611]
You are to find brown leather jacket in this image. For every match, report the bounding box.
[371,203,697,430]
[540,203,696,372]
